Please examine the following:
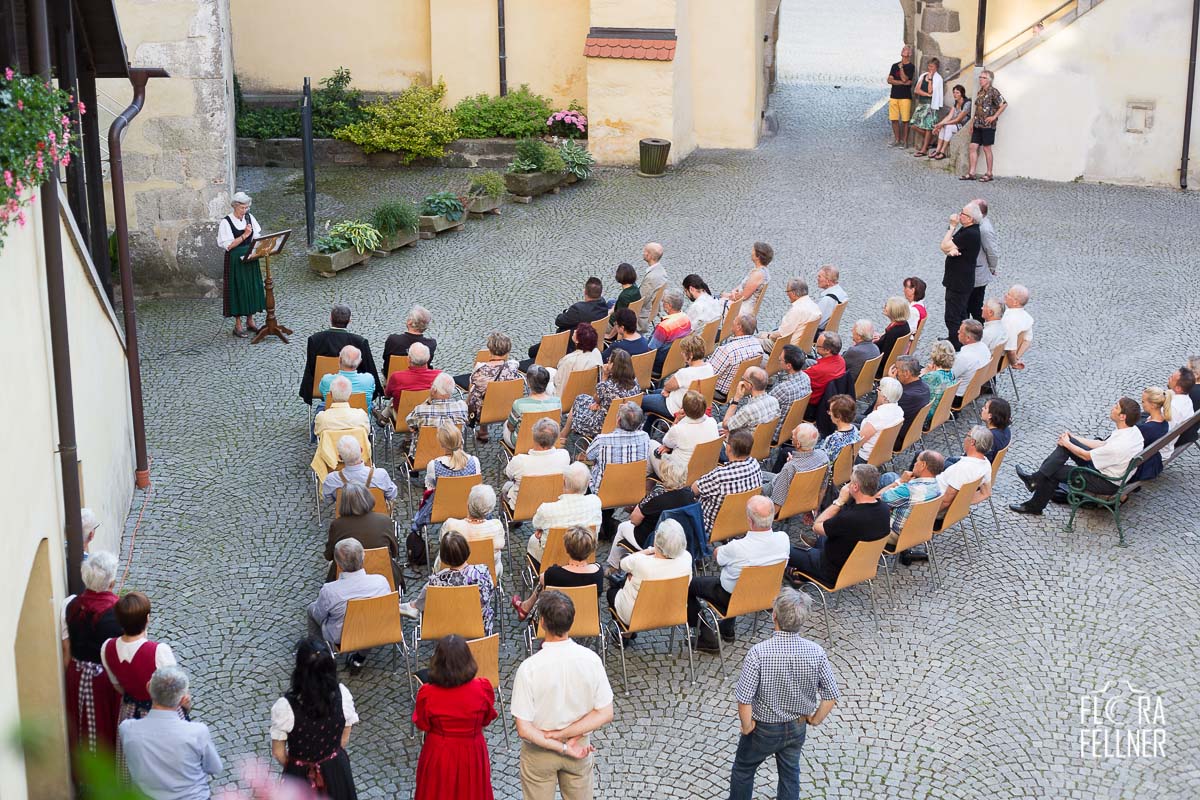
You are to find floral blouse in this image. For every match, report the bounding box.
[467,361,522,419]
[818,426,861,460]
[921,368,957,423]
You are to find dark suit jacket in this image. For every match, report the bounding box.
[555,298,609,332]
[382,332,438,370]
[325,512,402,587]
[300,327,383,403]
[897,378,932,441]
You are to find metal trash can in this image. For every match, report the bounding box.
[638,138,671,177]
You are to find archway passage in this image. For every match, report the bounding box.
[776,0,906,86]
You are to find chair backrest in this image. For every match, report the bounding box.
[335,546,397,591]
[708,488,759,543]
[854,355,883,399]
[880,334,913,378]
[824,300,848,335]
[509,473,565,522]
[597,459,650,509]
[893,403,933,456]
[958,366,991,410]
[626,575,690,633]
[829,440,862,487]
[626,295,647,319]
[925,381,960,434]
[466,634,501,689]
[719,298,744,342]
[430,473,484,525]
[772,395,811,446]
[392,389,431,433]
[986,341,1007,381]
[475,349,492,365]
[685,376,717,409]
[312,355,341,399]
[410,425,454,472]
[533,331,571,368]
[479,378,527,427]
[790,318,820,353]
[749,417,780,461]
[774,464,828,522]
[892,496,940,553]
[537,527,571,574]
[864,422,903,467]
[630,349,656,389]
[560,366,599,412]
[908,316,927,355]
[536,583,602,639]
[701,319,721,356]
[420,584,486,641]
[749,283,769,318]
[989,445,1009,488]
[831,537,889,591]
[725,356,762,399]
[763,337,788,376]
[465,537,497,585]
[938,476,982,531]
[339,591,403,652]
[386,354,410,378]
[509,409,561,455]
[648,284,666,323]
[599,394,643,435]
[325,392,369,412]
[685,437,724,484]
[334,487,390,518]
[724,561,787,618]
[589,316,609,341]
[657,337,686,380]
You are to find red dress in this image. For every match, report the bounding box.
[412,678,497,800]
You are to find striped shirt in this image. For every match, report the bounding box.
[735,631,840,724]
[768,449,830,507]
[880,476,943,534]
[725,393,780,435]
[770,372,812,442]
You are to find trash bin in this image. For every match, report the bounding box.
[638,138,671,177]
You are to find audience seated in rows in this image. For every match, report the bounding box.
[890,355,932,441]
[803,332,846,412]
[692,429,761,533]
[399,532,495,635]
[637,243,667,333]
[721,367,779,438]
[650,389,721,478]
[411,424,481,532]
[607,519,692,627]
[503,418,571,506]
[843,320,880,386]
[788,465,890,585]
[383,304,437,368]
[872,297,912,379]
[315,375,370,436]
[608,457,695,571]
[683,273,722,328]
[503,365,559,450]
[642,334,711,427]
[440,484,506,578]
[308,538,391,671]
[322,436,398,503]
[760,278,820,347]
[527,464,602,564]
[318,345,377,408]
[763,423,829,511]
[604,308,650,362]
[710,315,764,402]
[512,525,604,621]
[325,483,402,588]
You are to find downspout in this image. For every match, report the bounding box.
[109,67,169,490]
[975,0,988,67]
[497,0,508,96]
[30,0,85,594]
[1181,0,1199,189]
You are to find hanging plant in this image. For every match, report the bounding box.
[0,67,83,252]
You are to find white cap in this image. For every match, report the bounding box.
[231,191,252,207]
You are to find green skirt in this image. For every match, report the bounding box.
[223,240,267,318]
[910,101,939,131]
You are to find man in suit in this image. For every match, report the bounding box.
[527,277,609,360]
[637,242,667,333]
[939,201,983,350]
[300,304,382,404]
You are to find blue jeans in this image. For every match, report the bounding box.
[728,719,807,800]
[641,392,671,431]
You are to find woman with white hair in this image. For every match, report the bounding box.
[607,519,693,629]
[63,551,123,768]
[856,377,905,463]
[439,483,506,577]
[215,190,265,338]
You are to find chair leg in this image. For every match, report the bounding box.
[1009,369,1019,401]
[969,507,982,550]
[879,556,894,606]
[866,580,880,635]
[614,623,630,696]
[682,625,696,684]
[988,495,999,532]
[927,539,942,589]
[496,683,512,750]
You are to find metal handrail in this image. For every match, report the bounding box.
[946,0,1077,80]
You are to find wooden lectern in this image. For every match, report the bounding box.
[247,229,293,344]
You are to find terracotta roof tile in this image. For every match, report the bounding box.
[584,36,676,61]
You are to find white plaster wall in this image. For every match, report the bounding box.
[992,0,1200,186]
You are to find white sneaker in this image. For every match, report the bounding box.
[398,602,420,619]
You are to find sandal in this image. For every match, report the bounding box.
[979,174,994,182]
[932,153,947,160]
[959,174,977,181]
[913,151,927,158]
[510,596,529,621]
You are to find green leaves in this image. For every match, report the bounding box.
[419,191,465,222]
[315,220,382,254]
[453,85,554,139]
[369,200,421,236]
[467,170,506,199]
[234,67,366,139]
[508,138,564,174]
[335,82,459,162]
[558,139,594,180]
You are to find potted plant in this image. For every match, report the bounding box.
[418,191,466,238]
[308,220,382,276]
[557,139,595,185]
[464,170,505,216]
[369,200,421,252]
[504,138,567,201]
[546,108,587,140]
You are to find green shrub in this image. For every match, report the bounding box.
[468,170,506,199]
[419,191,465,222]
[508,137,565,173]
[314,220,381,254]
[453,85,554,138]
[369,200,421,237]
[558,139,594,180]
[235,106,300,139]
[335,82,460,162]
[234,67,366,139]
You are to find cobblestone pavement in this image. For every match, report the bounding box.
[121,10,1200,800]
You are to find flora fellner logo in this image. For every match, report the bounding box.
[1079,681,1166,759]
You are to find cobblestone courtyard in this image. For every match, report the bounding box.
[119,9,1200,798]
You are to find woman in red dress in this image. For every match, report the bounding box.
[412,635,497,800]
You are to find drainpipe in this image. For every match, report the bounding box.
[109,66,169,490]
[1181,0,1199,189]
[497,0,508,96]
[30,0,85,594]
[975,0,988,67]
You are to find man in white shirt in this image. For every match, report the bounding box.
[936,426,993,516]
[980,299,1007,352]
[760,278,821,347]
[511,590,614,800]
[314,376,370,436]
[814,264,849,332]
[503,418,571,505]
[637,242,667,333]
[307,538,391,670]
[950,319,991,399]
[1161,368,1197,459]
[688,495,789,651]
[1001,284,1034,369]
[527,464,602,562]
[1011,398,1144,515]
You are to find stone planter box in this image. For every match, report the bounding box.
[309,248,370,277]
[505,171,566,203]
[418,214,465,239]
[373,229,419,254]
[466,195,502,218]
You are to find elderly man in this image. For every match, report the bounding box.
[803,332,847,410]
[788,465,890,584]
[761,278,821,347]
[887,45,915,147]
[814,265,848,332]
[763,423,829,510]
[980,299,1007,352]
[692,429,762,534]
[504,417,571,506]
[120,667,222,800]
[879,449,945,545]
[317,344,378,407]
[637,242,668,333]
[936,426,993,516]
[405,374,469,443]
[890,356,931,441]
[968,198,1000,322]
[383,304,437,367]
[528,464,602,563]
[512,590,614,800]
[308,538,391,670]
[526,277,608,361]
[386,342,440,400]
[1001,284,1034,369]
[940,201,983,349]
[721,366,780,437]
[728,588,839,800]
[1012,400,1143,516]
[585,403,650,537]
[79,507,99,561]
[647,288,694,357]
[710,314,765,402]
[321,435,398,502]
[770,345,811,439]
[689,495,789,651]
[842,320,880,386]
[950,320,991,401]
[314,376,370,436]
[300,304,381,404]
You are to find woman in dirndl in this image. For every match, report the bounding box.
[99,591,185,778]
[216,190,266,338]
[910,57,944,157]
[63,552,123,783]
[271,639,360,799]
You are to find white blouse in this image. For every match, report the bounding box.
[270,684,359,740]
[216,213,261,250]
[99,636,177,690]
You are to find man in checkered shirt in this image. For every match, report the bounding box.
[879,449,945,553]
[769,345,812,443]
[728,587,839,800]
[720,366,780,437]
[585,402,650,537]
[404,373,468,456]
[709,314,764,401]
[692,429,762,533]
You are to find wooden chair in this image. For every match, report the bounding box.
[892,403,933,460]
[390,389,431,435]
[863,423,903,468]
[1005,330,1030,399]
[465,536,499,586]
[334,486,390,518]
[312,355,341,399]
[701,319,721,356]
[398,424,460,513]
[626,295,646,320]
[951,366,991,418]
[334,546,398,592]
[718,356,762,403]
[608,575,694,692]
[324,392,369,412]
[697,561,787,671]
[630,349,656,390]
[829,440,863,488]
[596,460,650,510]
[907,316,927,355]
[500,409,561,460]
[854,355,883,399]
[881,496,942,592]
[477,379,527,439]
[597,394,643,436]
[655,338,686,382]
[707,488,760,546]
[411,584,486,653]
[646,285,666,327]
[333,591,406,671]
[880,334,913,379]
[689,375,718,408]
[386,355,410,378]
[589,316,609,341]
[763,337,788,376]
[532,331,571,368]
[502,473,565,577]
[772,395,812,447]
[790,318,820,354]
[774,464,828,524]
[985,445,1008,532]
[749,283,769,318]
[560,367,599,414]
[466,635,511,746]
[933,476,983,561]
[685,437,724,485]
[429,473,482,526]
[749,418,781,462]
[529,583,604,658]
[792,537,890,639]
[719,298,744,342]
[824,301,848,335]
[924,380,961,449]
[474,349,492,365]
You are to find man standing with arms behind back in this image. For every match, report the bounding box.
[887,46,916,147]
[940,201,982,350]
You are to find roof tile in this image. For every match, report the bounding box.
[584,35,676,61]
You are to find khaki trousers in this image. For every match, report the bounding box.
[520,739,594,800]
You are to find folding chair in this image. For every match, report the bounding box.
[589,316,609,341]
[336,546,398,592]
[829,440,863,488]
[685,437,724,485]
[854,355,883,399]
[474,349,492,364]
[950,367,991,421]
[398,425,457,511]
[626,295,646,320]
[1006,330,1030,399]
[985,445,1008,532]
[476,379,527,444]
[791,537,890,639]
[707,488,760,549]
[690,375,719,408]
[500,409,561,462]
[597,395,643,437]
[824,300,848,335]
[700,319,721,356]
[863,423,903,469]
[560,367,599,414]
[907,316,927,355]
[717,356,762,405]
[749,283,769,318]
[334,486,390,518]
[924,381,960,449]
[501,473,565,577]
[749,417,781,463]
[646,285,666,328]
[608,575,694,692]
[879,334,914,380]
[881,496,942,592]
[532,331,571,369]
[325,392,369,412]
[409,585,486,672]
[891,403,933,462]
[719,299,744,342]
[466,635,511,746]
[596,460,650,511]
[465,537,504,638]
[932,476,983,561]
[386,389,430,464]
[331,591,406,672]
[762,337,788,376]
[527,583,605,661]
[525,526,570,587]
[698,561,787,672]
[772,395,812,447]
[630,350,656,390]
[655,338,686,383]
[424,473,484,566]
[790,318,820,354]
[773,464,828,525]
[312,355,341,400]
[386,355,410,379]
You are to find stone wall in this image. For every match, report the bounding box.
[235,137,521,169]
